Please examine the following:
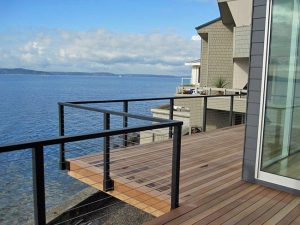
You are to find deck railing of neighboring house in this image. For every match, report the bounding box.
[0,94,244,225]
[176,85,248,96]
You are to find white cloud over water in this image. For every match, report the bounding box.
[0,29,200,75]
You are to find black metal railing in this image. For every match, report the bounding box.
[0,110,182,225]
[0,94,245,225]
[59,94,244,202]
[62,93,242,138]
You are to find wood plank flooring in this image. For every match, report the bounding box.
[67,125,300,225]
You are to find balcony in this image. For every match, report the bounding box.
[1,95,299,225]
[68,125,245,219]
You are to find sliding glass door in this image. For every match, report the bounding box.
[261,0,300,180]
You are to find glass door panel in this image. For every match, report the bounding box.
[261,0,300,180]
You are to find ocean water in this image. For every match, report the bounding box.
[0,74,180,224]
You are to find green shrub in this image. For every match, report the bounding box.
[214,77,229,88]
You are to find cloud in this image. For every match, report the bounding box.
[0,29,201,75]
[191,35,201,41]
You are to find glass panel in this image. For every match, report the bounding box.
[261,0,300,180]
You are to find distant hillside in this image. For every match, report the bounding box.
[0,68,180,78]
[0,68,115,76]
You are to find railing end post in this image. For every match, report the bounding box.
[103,113,115,192]
[123,101,128,147]
[103,178,114,192]
[32,145,46,225]
[171,124,182,210]
[60,160,69,170]
[58,104,66,171]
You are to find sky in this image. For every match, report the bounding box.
[0,0,219,75]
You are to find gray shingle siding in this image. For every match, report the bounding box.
[252,18,266,31]
[251,43,264,55]
[197,20,234,88]
[242,0,267,183]
[233,26,251,58]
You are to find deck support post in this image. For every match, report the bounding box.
[171,124,182,210]
[58,104,66,170]
[229,95,234,126]
[123,101,128,147]
[32,146,46,225]
[169,99,174,138]
[103,113,114,191]
[202,96,207,132]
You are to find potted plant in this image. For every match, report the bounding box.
[214,77,229,95]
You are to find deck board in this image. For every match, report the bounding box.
[67,125,300,224]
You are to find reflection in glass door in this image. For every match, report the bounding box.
[261,0,300,180]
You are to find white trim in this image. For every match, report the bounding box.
[255,0,272,179]
[185,62,201,66]
[185,59,201,66]
[258,171,300,190]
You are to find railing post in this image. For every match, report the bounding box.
[202,96,207,132]
[169,99,174,138]
[123,101,128,147]
[32,145,46,225]
[229,95,234,126]
[58,104,66,170]
[103,113,114,191]
[171,124,182,210]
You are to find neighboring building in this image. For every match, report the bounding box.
[243,0,300,193]
[171,0,252,134]
[196,0,252,89]
[144,0,252,141]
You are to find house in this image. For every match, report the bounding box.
[181,0,253,93]
[197,0,252,90]
[243,0,300,193]
[149,0,252,139]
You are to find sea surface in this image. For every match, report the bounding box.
[0,74,180,224]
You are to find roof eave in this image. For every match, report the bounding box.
[195,17,222,31]
[218,1,235,25]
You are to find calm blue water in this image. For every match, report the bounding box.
[0,74,180,224]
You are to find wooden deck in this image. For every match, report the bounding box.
[67,126,300,224]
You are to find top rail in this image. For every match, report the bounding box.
[66,94,240,105]
[60,102,174,123]
[0,121,182,153]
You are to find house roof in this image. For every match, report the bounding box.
[195,0,236,31]
[185,59,201,66]
[195,17,222,31]
[218,1,235,25]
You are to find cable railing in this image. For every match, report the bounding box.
[0,108,182,225]
[0,94,246,225]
